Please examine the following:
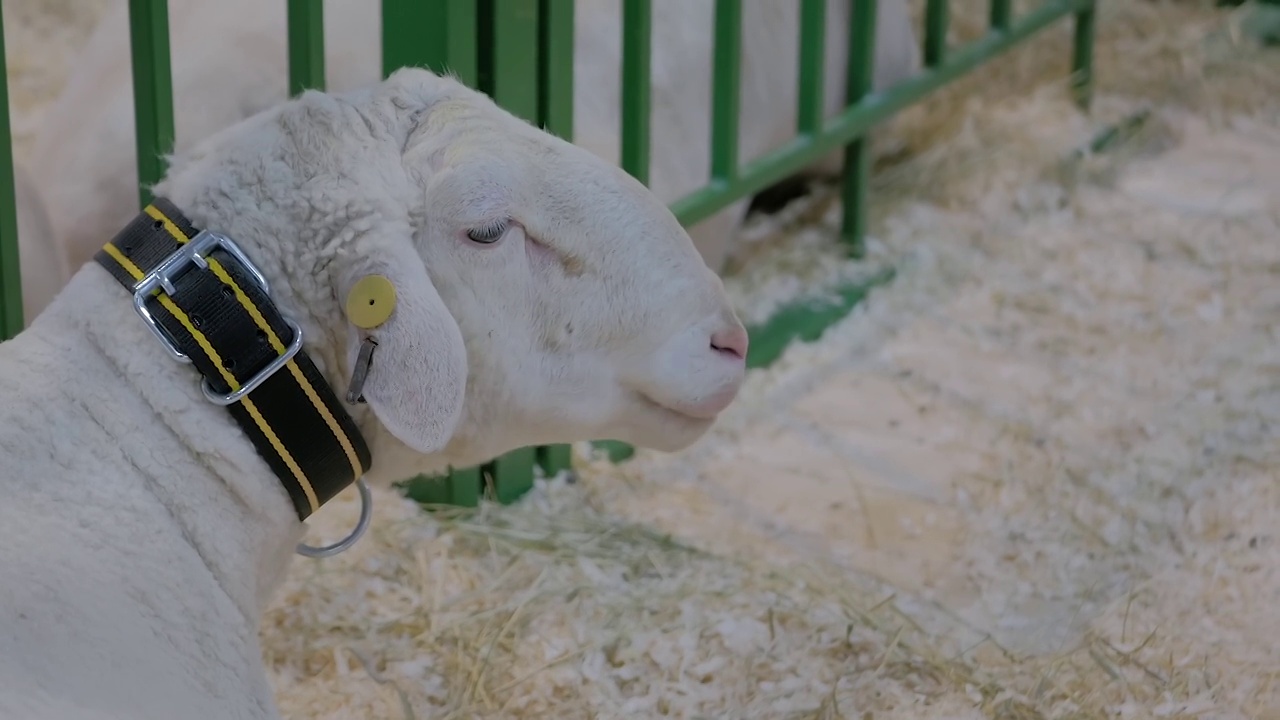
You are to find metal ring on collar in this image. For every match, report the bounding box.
[295,478,373,558]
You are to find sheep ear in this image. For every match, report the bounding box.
[337,235,467,455]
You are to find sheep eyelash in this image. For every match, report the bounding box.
[466,219,509,244]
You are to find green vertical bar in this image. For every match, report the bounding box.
[383,0,482,508]
[842,138,873,257]
[537,444,574,478]
[924,0,949,67]
[481,0,541,504]
[1071,0,1096,110]
[485,0,540,123]
[537,0,576,481]
[287,0,325,95]
[840,0,878,257]
[710,0,742,181]
[382,0,479,87]
[128,0,175,208]
[990,0,1012,31]
[538,0,575,138]
[796,0,827,135]
[0,2,20,339]
[620,0,652,184]
[486,447,536,503]
[447,466,481,506]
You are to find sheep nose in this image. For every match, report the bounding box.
[710,324,749,361]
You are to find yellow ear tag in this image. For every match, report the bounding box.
[345,275,397,329]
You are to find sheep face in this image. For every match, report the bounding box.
[396,102,750,469]
[157,68,748,485]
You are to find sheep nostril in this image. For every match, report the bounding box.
[709,325,749,361]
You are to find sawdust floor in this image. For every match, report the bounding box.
[274,98,1280,718]
[605,109,1280,672]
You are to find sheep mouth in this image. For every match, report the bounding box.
[636,391,720,424]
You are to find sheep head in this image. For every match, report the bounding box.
[153,67,748,485]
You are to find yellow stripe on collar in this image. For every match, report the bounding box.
[93,198,372,521]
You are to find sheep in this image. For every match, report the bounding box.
[11,161,67,324]
[27,0,919,285]
[0,67,750,720]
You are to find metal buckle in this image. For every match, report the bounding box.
[200,320,304,406]
[132,229,303,406]
[295,478,373,558]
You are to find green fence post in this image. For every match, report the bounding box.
[620,0,652,184]
[1072,0,1096,110]
[474,0,543,503]
[0,2,21,340]
[287,0,326,95]
[382,0,479,86]
[991,0,1013,31]
[382,0,482,507]
[840,0,879,258]
[538,0,575,139]
[924,0,950,67]
[537,0,577,480]
[710,0,743,184]
[796,0,827,136]
[128,0,176,209]
[481,0,541,119]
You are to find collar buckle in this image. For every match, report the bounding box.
[130,228,304,406]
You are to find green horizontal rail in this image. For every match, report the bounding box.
[0,0,20,339]
[669,0,1093,228]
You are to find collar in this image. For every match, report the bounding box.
[93,197,372,523]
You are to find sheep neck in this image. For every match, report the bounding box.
[38,257,326,628]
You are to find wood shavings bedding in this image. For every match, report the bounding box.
[273,479,990,719]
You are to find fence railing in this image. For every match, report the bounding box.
[0,6,19,340]
[0,0,1097,507]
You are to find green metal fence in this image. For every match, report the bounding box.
[0,6,20,340]
[0,0,1097,507]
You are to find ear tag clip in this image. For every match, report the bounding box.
[344,275,395,405]
[346,337,378,405]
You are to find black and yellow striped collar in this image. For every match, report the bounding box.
[93,197,372,521]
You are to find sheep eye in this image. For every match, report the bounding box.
[466,221,508,244]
